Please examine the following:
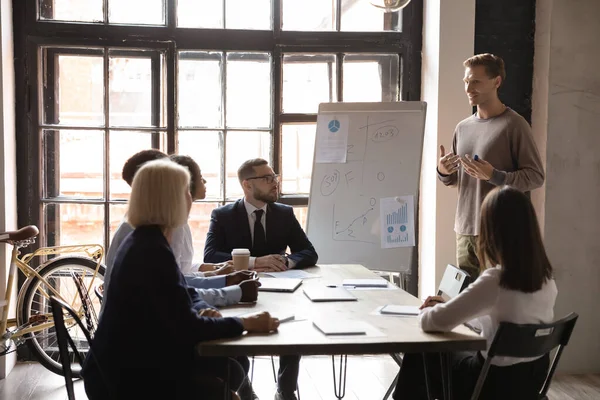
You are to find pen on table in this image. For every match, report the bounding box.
[326,284,356,289]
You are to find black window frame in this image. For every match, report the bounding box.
[14,0,423,250]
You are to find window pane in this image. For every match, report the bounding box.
[177,0,223,28]
[281,124,316,194]
[178,52,223,128]
[109,55,153,127]
[343,54,400,102]
[282,54,336,114]
[109,131,159,200]
[225,0,270,30]
[108,0,165,25]
[282,0,334,31]
[226,53,271,129]
[48,54,104,126]
[188,202,221,263]
[43,130,104,199]
[293,206,308,231]
[109,203,128,244]
[178,131,223,200]
[341,0,402,32]
[44,203,105,248]
[225,131,271,199]
[39,0,104,23]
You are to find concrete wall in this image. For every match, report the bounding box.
[534,0,600,373]
[419,0,475,297]
[0,0,17,378]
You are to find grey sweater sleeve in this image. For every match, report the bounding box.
[437,132,459,187]
[487,118,545,191]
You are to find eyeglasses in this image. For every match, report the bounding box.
[246,174,280,184]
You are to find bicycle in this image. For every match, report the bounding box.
[0,225,105,377]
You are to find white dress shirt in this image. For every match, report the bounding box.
[419,267,557,366]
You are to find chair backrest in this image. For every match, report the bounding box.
[471,313,579,399]
[437,264,471,299]
[50,296,92,400]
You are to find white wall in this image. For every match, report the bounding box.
[533,0,600,373]
[419,0,475,297]
[0,0,17,378]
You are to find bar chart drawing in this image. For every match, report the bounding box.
[386,202,408,225]
[380,196,415,248]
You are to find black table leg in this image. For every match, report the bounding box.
[331,354,348,399]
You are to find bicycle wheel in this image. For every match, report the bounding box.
[18,256,105,377]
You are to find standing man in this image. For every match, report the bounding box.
[204,158,318,400]
[438,53,545,278]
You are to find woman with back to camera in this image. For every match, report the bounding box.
[82,159,279,400]
[393,185,557,399]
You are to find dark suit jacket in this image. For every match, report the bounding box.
[82,225,244,400]
[204,199,318,268]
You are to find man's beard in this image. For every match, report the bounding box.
[253,187,278,203]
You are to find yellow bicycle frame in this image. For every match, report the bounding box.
[0,243,103,340]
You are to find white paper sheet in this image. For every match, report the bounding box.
[315,114,349,163]
[260,269,321,279]
[379,195,416,248]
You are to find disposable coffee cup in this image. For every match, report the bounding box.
[231,248,251,271]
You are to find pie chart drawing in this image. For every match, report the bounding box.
[328,119,341,133]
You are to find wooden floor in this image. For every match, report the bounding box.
[0,356,598,400]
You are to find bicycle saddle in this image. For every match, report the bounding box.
[0,225,39,243]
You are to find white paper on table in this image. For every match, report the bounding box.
[379,195,415,248]
[260,269,321,279]
[315,114,349,164]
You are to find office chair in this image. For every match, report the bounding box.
[383,264,472,400]
[50,296,111,400]
[470,313,579,400]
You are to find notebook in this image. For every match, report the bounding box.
[313,319,368,335]
[380,304,420,316]
[303,286,357,302]
[258,277,303,293]
[343,279,389,288]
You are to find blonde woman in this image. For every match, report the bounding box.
[83,159,279,400]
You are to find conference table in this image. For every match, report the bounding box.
[196,264,486,399]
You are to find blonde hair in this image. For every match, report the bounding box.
[127,159,191,230]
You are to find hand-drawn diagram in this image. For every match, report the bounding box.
[371,125,399,142]
[332,198,378,244]
[320,169,340,196]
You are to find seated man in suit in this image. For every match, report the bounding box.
[204,158,318,400]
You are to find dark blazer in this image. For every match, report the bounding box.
[82,225,244,400]
[204,199,318,268]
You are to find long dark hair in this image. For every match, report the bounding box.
[478,186,553,292]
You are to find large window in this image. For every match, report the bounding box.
[15,0,422,260]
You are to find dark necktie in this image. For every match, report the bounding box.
[252,209,267,256]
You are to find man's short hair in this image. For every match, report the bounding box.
[237,158,269,184]
[170,155,202,198]
[127,159,190,230]
[122,149,168,186]
[463,53,506,87]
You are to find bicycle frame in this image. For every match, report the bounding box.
[0,242,104,340]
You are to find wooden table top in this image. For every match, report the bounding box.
[197,264,486,357]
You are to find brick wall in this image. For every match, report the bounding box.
[474,0,536,123]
